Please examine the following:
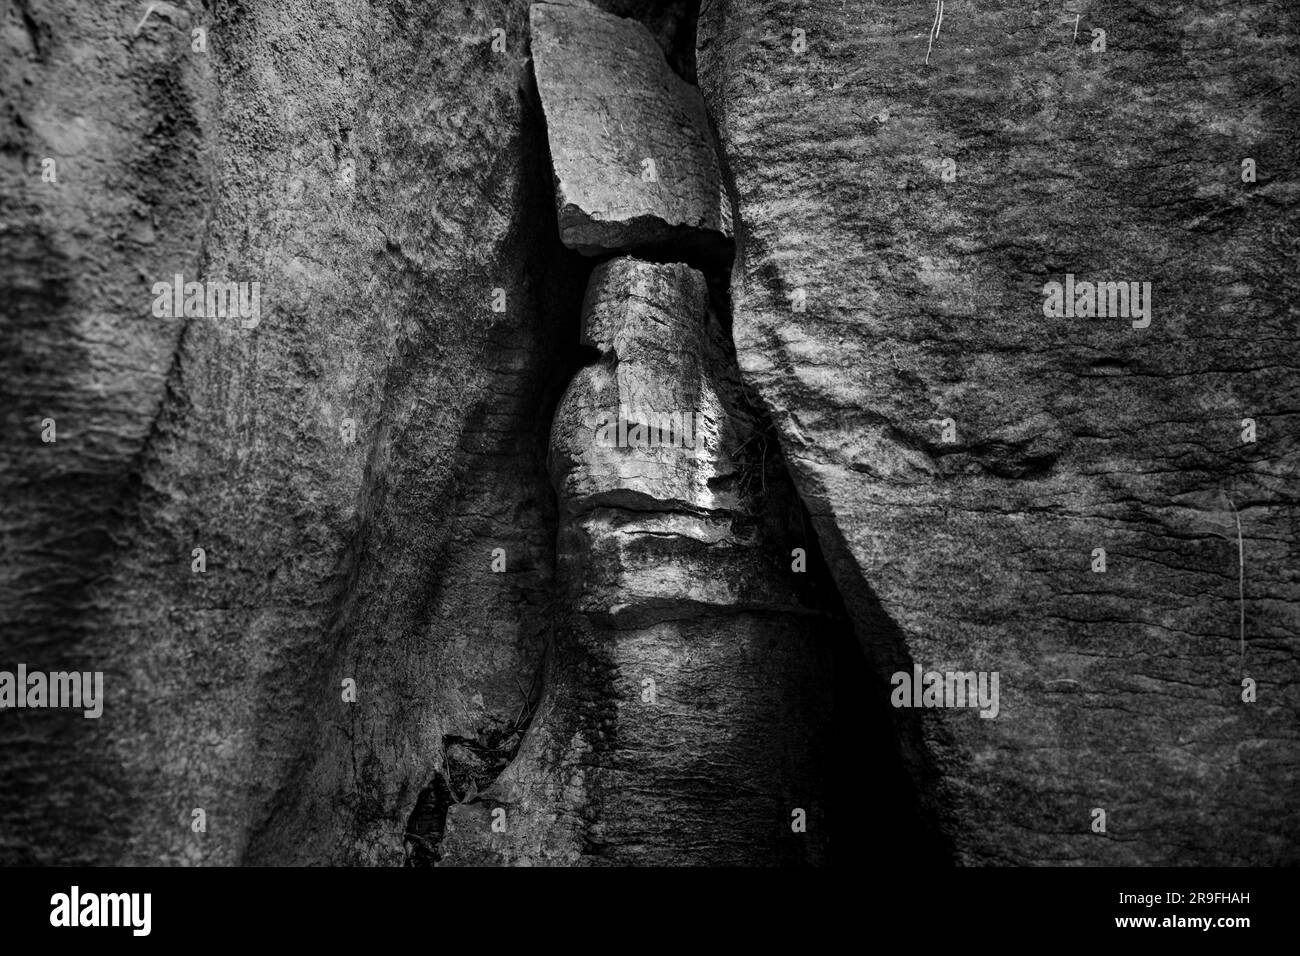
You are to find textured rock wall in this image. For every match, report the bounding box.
[699,0,1300,863]
[2,0,219,864]
[2,0,584,865]
[7,0,1291,868]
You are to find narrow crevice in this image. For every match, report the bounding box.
[708,236,951,866]
[402,48,592,867]
[405,656,546,866]
[691,5,953,864]
[426,0,947,866]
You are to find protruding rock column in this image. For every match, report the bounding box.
[438,1,829,866]
[443,258,830,865]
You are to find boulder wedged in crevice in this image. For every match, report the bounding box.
[529,2,733,262]
[432,0,936,866]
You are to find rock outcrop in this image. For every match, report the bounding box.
[698,0,1300,864]
[3,0,1294,869]
[433,2,845,866]
[1,0,585,866]
[441,257,830,864]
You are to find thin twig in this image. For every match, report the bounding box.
[133,2,158,35]
[925,0,945,66]
[1226,498,1245,671]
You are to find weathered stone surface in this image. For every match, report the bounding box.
[557,508,808,628]
[2,0,865,871]
[530,2,733,261]
[1,0,583,865]
[699,0,1300,864]
[549,257,739,512]
[552,1,699,80]
[440,255,831,865]
[14,0,1288,871]
[548,258,807,625]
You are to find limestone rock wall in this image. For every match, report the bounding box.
[4,0,1294,869]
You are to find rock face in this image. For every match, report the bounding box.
[1,0,585,866]
[698,0,1300,863]
[4,0,1294,869]
[440,257,830,865]
[549,258,810,630]
[1,0,217,865]
[530,1,733,261]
